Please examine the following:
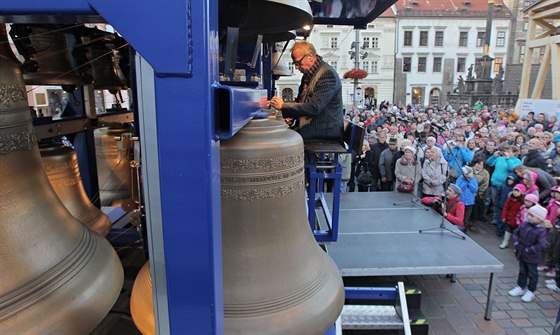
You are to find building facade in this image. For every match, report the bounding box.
[394,0,513,107]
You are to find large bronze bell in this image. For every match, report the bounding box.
[0,56,123,334]
[40,141,112,236]
[94,125,133,206]
[130,118,344,334]
[221,118,344,334]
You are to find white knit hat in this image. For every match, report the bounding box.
[528,205,547,221]
[404,146,416,155]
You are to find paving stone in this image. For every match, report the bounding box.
[507,310,529,318]
[505,329,529,335]
[495,302,513,311]
[491,311,512,320]
[431,290,458,306]
[542,309,558,317]
[537,301,558,309]
[511,319,535,328]
[529,318,553,327]
[443,305,476,328]
[496,319,515,328]
[420,295,445,318]
[525,310,545,319]
[472,314,505,333]
[509,302,526,310]
[523,328,552,335]
[428,317,457,335]
[538,295,558,302]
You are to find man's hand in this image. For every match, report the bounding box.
[441,203,447,217]
[268,96,284,110]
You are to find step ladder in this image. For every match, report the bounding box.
[341,282,412,335]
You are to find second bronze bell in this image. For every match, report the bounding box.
[40,141,112,236]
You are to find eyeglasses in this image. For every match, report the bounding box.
[293,54,308,67]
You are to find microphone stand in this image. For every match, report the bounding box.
[419,129,466,239]
[393,141,429,211]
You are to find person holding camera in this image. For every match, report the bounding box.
[421,184,466,230]
[443,134,473,181]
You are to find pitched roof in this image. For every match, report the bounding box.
[395,0,512,18]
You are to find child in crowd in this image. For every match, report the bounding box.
[455,166,478,231]
[500,183,526,249]
[509,205,548,302]
[517,193,539,228]
[542,186,560,278]
[496,174,517,236]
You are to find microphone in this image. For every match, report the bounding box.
[431,123,446,131]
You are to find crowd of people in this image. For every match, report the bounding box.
[341,101,560,303]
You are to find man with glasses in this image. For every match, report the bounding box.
[268,41,344,145]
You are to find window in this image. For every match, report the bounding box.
[433,57,442,72]
[459,32,468,47]
[418,57,427,72]
[519,44,526,63]
[363,37,370,48]
[404,31,413,46]
[362,61,370,72]
[494,57,503,73]
[403,57,412,72]
[496,31,506,47]
[371,37,379,48]
[476,32,485,47]
[435,31,444,46]
[329,61,338,71]
[419,31,428,46]
[330,37,338,49]
[457,57,466,72]
[523,22,529,31]
[372,60,378,73]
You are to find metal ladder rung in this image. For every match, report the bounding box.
[341,305,404,330]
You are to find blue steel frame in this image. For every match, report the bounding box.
[0,1,225,334]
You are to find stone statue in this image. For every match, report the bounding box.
[458,75,465,93]
[475,59,483,79]
[467,64,474,80]
[492,65,504,93]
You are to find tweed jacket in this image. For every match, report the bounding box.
[281,61,344,144]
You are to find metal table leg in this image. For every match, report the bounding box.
[485,272,496,320]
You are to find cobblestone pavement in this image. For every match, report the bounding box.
[408,220,560,335]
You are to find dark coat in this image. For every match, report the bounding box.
[513,220,547,263]
[282,61,344,144]
[370,142,388,177]
[523,149,547,170]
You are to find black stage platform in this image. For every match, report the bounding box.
[321,191,504,320]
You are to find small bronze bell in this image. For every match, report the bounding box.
[40,141,112,236]
[94,125,133,206]
[0,56,123,334]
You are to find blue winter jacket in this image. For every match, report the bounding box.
[513,220,547,263]
[456,175,478,206]
[443,146,473,175]
[486,156,522,187]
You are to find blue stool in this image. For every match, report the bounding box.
[304,142,347,242]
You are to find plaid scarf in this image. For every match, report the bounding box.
[302,55,324,86]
